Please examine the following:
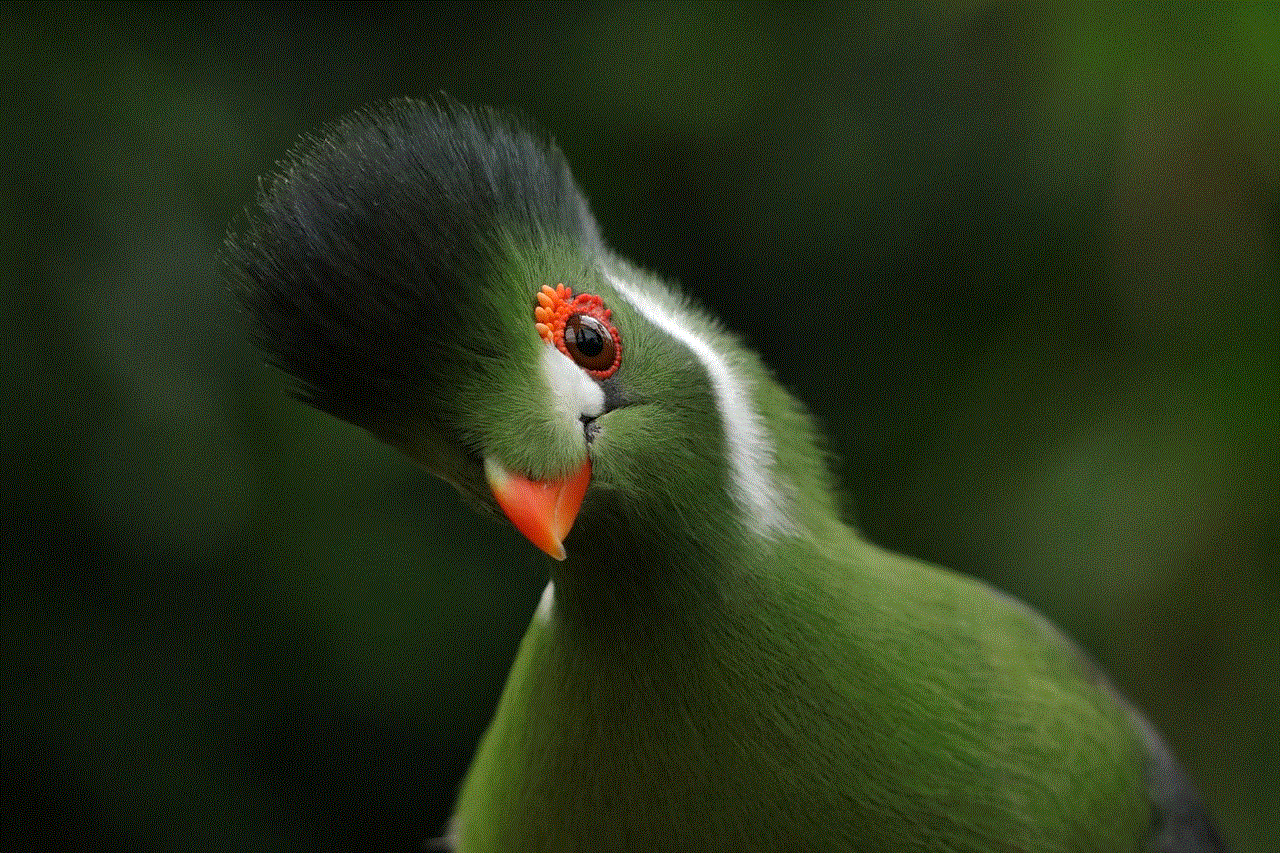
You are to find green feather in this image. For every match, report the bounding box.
[461,538,1149,851]
[226,100,1226,853]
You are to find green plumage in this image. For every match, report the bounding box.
[462,537,1149,852]
[226,100,1225,853]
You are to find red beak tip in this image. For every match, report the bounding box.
[484,456,591,560]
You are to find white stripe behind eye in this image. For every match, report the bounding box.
[603,268,792,538]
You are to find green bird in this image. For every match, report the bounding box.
[226,100,1227,853]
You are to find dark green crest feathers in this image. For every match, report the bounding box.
[224,100,600,437]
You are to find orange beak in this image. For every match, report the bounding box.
[484,456,592,560]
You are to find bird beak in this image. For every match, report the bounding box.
[483,456,591,560]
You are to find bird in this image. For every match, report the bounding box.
[225,99,1228,853]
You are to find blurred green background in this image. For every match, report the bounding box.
[3,2,1276,851]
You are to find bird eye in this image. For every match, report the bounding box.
[564,313,615,372]
[534,283,622,379]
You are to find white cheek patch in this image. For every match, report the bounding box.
[540,343,605,439]
[603,268,793,539]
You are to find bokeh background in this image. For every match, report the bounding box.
[3,3,1276,851]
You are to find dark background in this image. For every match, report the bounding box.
[3,3,1276,851]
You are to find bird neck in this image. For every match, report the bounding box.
[548,362,844,640]
[546,486,851,651]
[549,506,768,642]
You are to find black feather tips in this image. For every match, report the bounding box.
[224,99,599,436]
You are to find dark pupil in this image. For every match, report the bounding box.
[571,324,603,356]
[567,315,604,356]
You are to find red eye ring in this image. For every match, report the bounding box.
[534,283,622,379]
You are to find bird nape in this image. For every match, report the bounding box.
[225,99,1227,853]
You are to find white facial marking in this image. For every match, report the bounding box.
[535,580,555,623]
[603,268,792,537]
[540,344,605,438]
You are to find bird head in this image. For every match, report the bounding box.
[227,100,810,568]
